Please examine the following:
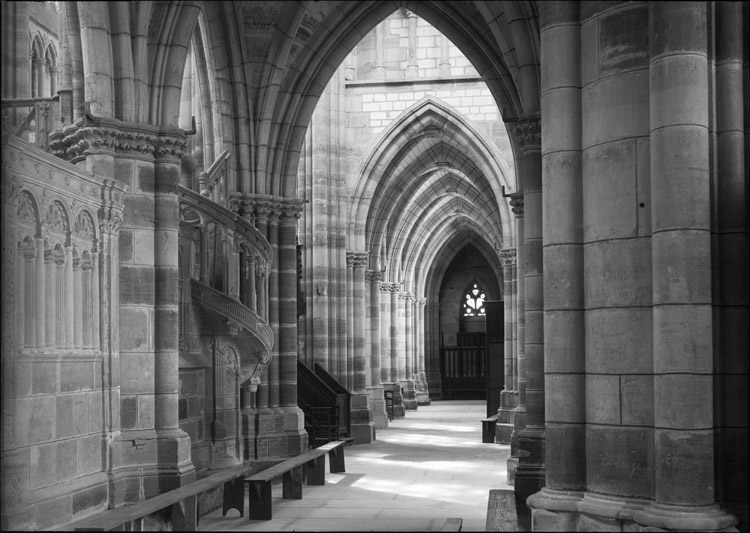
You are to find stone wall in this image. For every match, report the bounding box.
[1,136,125,530]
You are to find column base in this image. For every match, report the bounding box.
[497,390,519,444]
[367,386,389,429]
[243,407,307,459]
[633,502,739,532]
[400,380,418,410]
[350,393,375,444]
[384,382,406,418]
[527,489,740,532]
[415,371,431,406]
[109,429,196,505]
[514,427,546,532]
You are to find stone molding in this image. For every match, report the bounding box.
[346,250,369,268]
[49,117,187,163]
[500,248,517,266]
[366,270,384,282]
[379,282,400,293]
[228,194,303,222]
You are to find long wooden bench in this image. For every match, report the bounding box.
[245,438,353,520]
[67,463,262,531]
[66,438,352,530]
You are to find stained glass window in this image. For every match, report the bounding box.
[463,282,486,316]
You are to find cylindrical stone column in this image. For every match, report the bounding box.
[279,205,301,407]
[73,253,82,348]
[24,248,36,347]
[82,262,92,348]
[65,245,73,348]
[514,116,546,502]
[352,252,368,393]
[379,281,391,383]
[636,5,733,529]
[404,293,413,379]
[44,248,55,346]
[397,291,407,381]
[501,249,516,394]
[345,252,354,388]
[91,250,100,350]
[539,0,585,496]
[715,2,749,526]
[268,209,280,408]
[35,237,46,347]
[367,270,382,386]
[389,285,399,382]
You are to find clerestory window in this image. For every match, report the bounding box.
[462,282,486,316]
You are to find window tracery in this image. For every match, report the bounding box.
[462,282,486,317]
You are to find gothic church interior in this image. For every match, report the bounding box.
[1,1,748,531]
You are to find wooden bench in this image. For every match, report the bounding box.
[245,438,353,520]
[67,462,270,531]
[481,415,498,443]
[66,438,353,530]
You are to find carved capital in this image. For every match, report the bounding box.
[347,251,368,269]
[98,210,123,235]
[514,118,541,148]
[500,248,517,266]
[509,193,524,216]
[155,134,187,160]
[366,270,384,282]
[279,202,303,221]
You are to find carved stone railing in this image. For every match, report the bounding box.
[1,96,62,152]
[190,280,273,356]
[178,184,273,364]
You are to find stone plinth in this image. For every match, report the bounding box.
[350,393,375,444]
[400,380,418,410]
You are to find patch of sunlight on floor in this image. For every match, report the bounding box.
[378,432,493,448]
[400,423,478,433]
[353,455,491,473]
[351,476,492,504]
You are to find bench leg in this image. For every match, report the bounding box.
[247,481,273,520]
[306,455,326,486]
[282,466,303,499]
[172,495,197,531]
[329,447,346,473]
[223,477,245,517]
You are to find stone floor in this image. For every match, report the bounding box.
[198,400,511,531]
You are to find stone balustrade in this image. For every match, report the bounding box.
[178,184,273,322]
